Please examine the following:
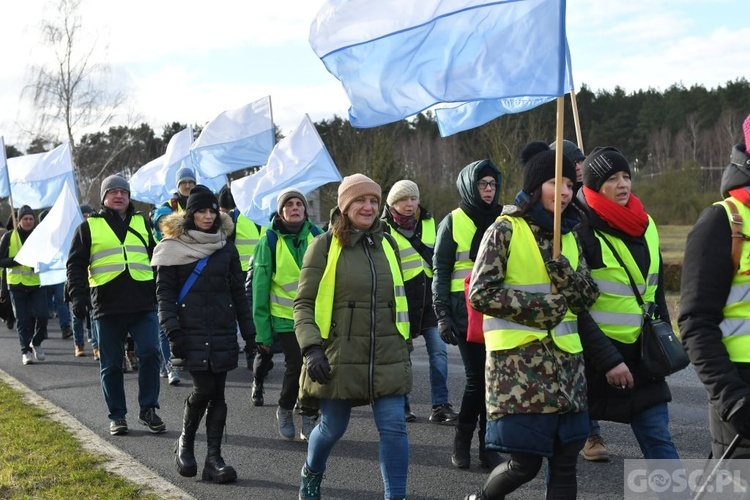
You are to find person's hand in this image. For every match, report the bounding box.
[168,330,185,359]
[304,345,332,384]
[437,317,459,346]
[72,302,87,320]
[605,362,634,390]
[545,255,575,290]
[729,403,750,439]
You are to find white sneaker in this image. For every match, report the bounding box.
[32,345,46,361]
[22,352,34,365]
[159,361,168,378]
[168,368,181,386]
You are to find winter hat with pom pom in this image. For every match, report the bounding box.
[521,141,576,194]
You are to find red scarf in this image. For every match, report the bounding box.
[583,186,649,237]
[729,187,750,208]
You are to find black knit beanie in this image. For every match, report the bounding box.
[218,186,235,210]
[581,146,631,192]
[185,185,219,214]
[521,141,576,194]
[16,205,34,220]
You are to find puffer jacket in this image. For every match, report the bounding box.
[432,159,502,332]
[294,215,412,405]
[155,212,253,373]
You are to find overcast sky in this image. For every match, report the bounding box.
[1,0,747,150]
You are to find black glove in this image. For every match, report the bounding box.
[168,330,185,359]
[729,403,750,439]
[437,317,459,346]
[304,345,332,384]
[72,302,87,320]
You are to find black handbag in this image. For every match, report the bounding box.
[598,233,689,378]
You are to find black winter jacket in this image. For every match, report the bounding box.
[155,212,253,373]
[66,205,157,318]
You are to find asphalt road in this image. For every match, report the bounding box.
[0,320,712,500]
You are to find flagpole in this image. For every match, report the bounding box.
[570,89,584,153]
[0,137,17,229]
[553,96,565,258]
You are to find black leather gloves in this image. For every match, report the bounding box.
[304,345,332,384]
[438,317,460,346]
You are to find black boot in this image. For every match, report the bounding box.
[202,403,237,484]
[478,426,504,469]
[175,398,205,477]
[251,377,264,406]
[452,423,475,469]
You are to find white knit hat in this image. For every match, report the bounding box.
[386,180,420,206]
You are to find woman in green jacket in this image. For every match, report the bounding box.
[294,174,412,500]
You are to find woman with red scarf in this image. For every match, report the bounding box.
[575,146,679,459]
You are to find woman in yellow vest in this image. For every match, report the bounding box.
[294,174,412,500]
[575,146,679,461]
[465,142,599,500]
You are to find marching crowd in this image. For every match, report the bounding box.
[2,113,750,500]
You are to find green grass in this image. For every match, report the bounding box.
[659,225,691,264]
[0,380,157,500]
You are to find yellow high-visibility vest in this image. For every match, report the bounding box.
[88,216,153,287]
[234,213,260,272]
[269,231,315,320]
[482,216,582,354]
[389,218,436,281]
[7,231,40,287]
[450,208,476,292]
[314,235,410,340]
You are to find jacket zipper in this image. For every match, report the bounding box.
[363,233,377,402]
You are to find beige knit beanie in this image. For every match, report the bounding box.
[386,180,420,206]
[337,174,382,214]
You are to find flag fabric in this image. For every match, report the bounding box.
[0,136,9,198]
[232,115,342,225]
[3,142,78,209]
[130,128,227,205]
[309,0,568,129]
[435,41,574,136]
[14,181,83,285]
[190,96,276,178]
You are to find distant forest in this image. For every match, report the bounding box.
[5,79,750,225]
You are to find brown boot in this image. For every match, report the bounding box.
[580,434,610,462]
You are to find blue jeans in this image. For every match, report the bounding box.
[10,287,48,354]
[420,326,450,406]
[45,283,70,328]
[95,311,161,420]
[159,329,171,364]
[306,395,409,498]
[630,402,679,459]
[72,308,90,346]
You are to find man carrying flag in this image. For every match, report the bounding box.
[0,205,49,365]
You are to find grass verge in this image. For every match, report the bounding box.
[0,379,157,499]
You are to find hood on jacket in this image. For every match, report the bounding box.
[456,159,502,212]
[160,211,234,239]
[721,143,750,198]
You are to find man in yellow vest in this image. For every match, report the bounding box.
[67,175,165,437]
[681,114,750,458]
[0,205,48,365]
[163,167,196,212]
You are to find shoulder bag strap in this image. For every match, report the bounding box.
[596,230,647,310]
[177,256,209,305]
[724,199,745,274]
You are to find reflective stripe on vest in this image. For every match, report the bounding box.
[88,216,153,287]
[717,199,750,361]
[450,208,476,292]
[482,216,582,354]
[269,231,314,320]
[389,218,436,281]
[234,213,260,272]
[314,235,410,340]
[7,231,40,286]
[588,218,660,344]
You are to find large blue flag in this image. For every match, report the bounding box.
[231,115,342,225]
[190,96,276,178]
[310,0,568,129]
[3,142,78,209]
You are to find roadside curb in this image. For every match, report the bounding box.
[0,367,195,500]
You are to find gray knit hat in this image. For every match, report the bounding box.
[16,205,34,220]
[550,139,585,164]
[386,180,420,206]
[276,188,309,217]
[175,167,196,189]
[100,175,130,203]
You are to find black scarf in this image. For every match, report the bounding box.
[513,190,580,234]
[459,199,503,261]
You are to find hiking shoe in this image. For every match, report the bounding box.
[251,380,264,407]
[300,414,319,442]
[92,348,100,360]
[167,367,181,386]
[138,408,166,434]
[430,403,458,423]
[32,345,46,361]
[110,418,128,436]
[299,465,324,500]
[405,403,417,423]
[277,407,295,440]
[580,434,610,462]
[74,344,86,357]
[22,352,34,365]
[61,326,73,339]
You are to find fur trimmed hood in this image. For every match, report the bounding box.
[160,211,234,239]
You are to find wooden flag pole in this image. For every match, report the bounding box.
[553,96,565,258]
[570,89,584,153]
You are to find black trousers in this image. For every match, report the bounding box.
[188,370,228,408]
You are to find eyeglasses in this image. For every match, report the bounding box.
[477,180,498,190]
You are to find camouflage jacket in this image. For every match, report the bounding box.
[469,207,598,417]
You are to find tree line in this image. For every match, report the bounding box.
[5,79,750,226]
